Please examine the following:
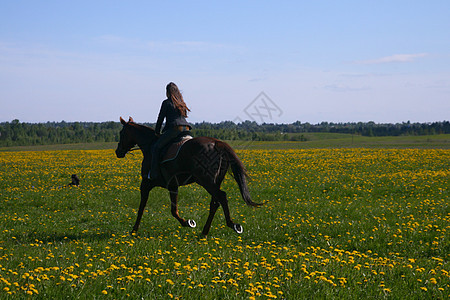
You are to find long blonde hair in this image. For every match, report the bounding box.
[166,82,190,117]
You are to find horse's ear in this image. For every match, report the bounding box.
[129,116,135,123]
[120,117,127,125]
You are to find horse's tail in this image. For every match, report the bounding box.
[215,141,262,207]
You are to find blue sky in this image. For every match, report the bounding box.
[1,1,449,124]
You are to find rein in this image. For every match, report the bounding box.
[126,146,141,155]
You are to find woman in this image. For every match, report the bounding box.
[150,82,192,180]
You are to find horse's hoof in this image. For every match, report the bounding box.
[233,224,243,234]
[187,219,196,228]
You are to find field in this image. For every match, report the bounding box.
[0,143,449,298]
[1,133,449,152]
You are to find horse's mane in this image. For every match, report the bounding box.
[129,122,156,134]
[120,117,156,142]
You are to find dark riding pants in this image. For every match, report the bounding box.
[149,126,189,179]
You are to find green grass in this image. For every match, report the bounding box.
[0,146,449,298]
[229,133,450,150]
[0,142,117,152]
[1,134,449,152]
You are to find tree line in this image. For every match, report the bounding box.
[1,119,449,147]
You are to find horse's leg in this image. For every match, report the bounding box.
[169,187,196,228]
[212,167,242,233]
[202,197,221,236]
[201,186,242,235]
[132,179,153,234]
[216,189,243,234]
[196,158,242,235]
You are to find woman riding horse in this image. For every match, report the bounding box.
[115,84,262,235]
[150,82,192,180]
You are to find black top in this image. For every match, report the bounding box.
[155,99,192,134]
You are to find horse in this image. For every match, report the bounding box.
[115,117,261,236]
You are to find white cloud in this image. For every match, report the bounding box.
[355,53,428,64]
[93,35,233,54]
[323,83,370,92]
[146,40,234,53]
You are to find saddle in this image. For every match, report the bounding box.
[160,132,193,163]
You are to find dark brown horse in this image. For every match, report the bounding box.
[115,117,261,236]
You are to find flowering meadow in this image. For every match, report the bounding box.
[0,148,449,299]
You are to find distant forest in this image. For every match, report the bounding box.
[1,119,449,147]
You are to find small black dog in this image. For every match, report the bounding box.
[69,174,80,186]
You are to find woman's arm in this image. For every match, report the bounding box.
[155,100,167,134]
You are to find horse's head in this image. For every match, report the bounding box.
[115,116,157,158]
[115,117,138,158]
